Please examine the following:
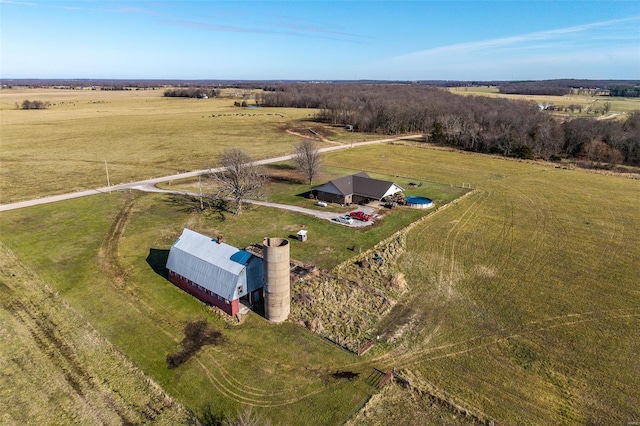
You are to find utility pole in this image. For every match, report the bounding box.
[198,175,204,210]
[104,160,111,194]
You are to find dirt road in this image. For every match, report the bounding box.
[0,135,421,212]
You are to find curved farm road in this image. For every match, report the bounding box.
[133,183,339,221]
[132,183,378,228]
[0,134,420,212]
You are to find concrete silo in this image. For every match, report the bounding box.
[263,237,290,323]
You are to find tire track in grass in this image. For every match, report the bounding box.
[347,180,565,370]
[104,197,315,402]
[484,173,629,327]
[350,172,636,419]
[478,181,550,312]
[422,189,489,301]
[381,188,632,372]
[99,195,185,343]
[381,307,640,371]
[475,174,570,330]
[594,198,627,273]
[195,358,333,408]
[362,191,490,368]
[101,197,312,404]
[198,346,309,398]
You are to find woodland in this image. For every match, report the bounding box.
[257,84,640,167]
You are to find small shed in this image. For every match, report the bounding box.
[297,230,308,242]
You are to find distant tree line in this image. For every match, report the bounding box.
[163,88,220,98]
[609,86,640,98]
[495,79,640,97]
[499,83,570,96]
[258,84,640,167]
[16,99,50,109]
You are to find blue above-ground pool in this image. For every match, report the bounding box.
[405,196,434,209]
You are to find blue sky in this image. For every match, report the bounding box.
[1,1,638,80]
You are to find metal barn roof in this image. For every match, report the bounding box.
[166,228,261,301]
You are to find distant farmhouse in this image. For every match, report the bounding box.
[166,229,264,317]
[312,172,403,205]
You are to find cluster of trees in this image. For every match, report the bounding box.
[259,84,640,166]
[163,88,220,98]
[16,99,50,109]
[499,84,570,96]
[496,79,639,97]
[562,113,639,165]
[211,141,321,215]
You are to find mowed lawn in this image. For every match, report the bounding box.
[0,192,376,425]
[1,142,638,424]
[0,88,319,204]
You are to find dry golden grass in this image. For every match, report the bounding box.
[347,380,476,426]
[0,243,189,425]
[0,88,318,204]
[449,86,640,114]
[323,143,640,424]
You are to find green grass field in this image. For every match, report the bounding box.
[2,142,638,424]
[0,192,378,425]
[0,243,190,425]
[1,87,639,424]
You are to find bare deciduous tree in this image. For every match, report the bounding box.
[223,407,271,426]
[293,139,322,185]
[213,148,264,215]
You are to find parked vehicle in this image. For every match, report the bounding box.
[335,215,355,225]
[349,211,372,221]
[317,201,327,207]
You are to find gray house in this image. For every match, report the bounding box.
[311,172,403,205]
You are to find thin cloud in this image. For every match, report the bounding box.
[395,16,640,60]
[166,20,274,35]
[1,0,372,44]
[165,18,371,44]
[369,15,640,79]
[0,0,160,15]
[255,17,373,41]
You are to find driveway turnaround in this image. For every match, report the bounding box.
[129,184,375,227]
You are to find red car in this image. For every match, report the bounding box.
[349,211,372,221]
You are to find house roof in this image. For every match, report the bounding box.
[166,228,261,300]
[313,172,403,200]
[329,171,370,196]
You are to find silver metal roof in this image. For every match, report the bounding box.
[166,228,260,301]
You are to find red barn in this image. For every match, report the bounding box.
[166,229,264,317]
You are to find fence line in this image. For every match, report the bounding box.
[333,188,478,274]
[320,334,377,356]
[378,368,394,388]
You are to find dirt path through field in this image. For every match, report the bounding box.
[0,134,421,212]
